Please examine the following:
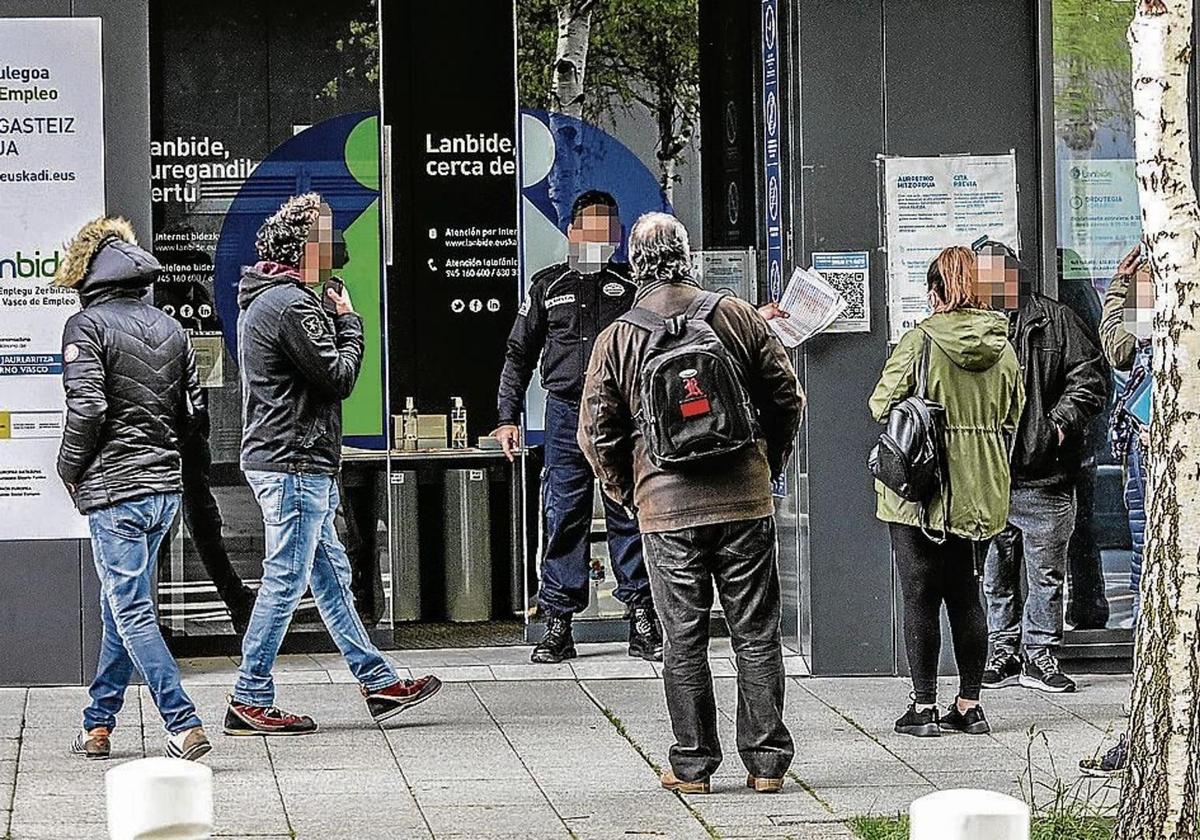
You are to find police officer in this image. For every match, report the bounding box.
[494,191,663,664]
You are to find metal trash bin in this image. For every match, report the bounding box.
[443,468,492,622]
[388,470,421,622]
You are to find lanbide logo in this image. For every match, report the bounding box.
[0,249,61,279]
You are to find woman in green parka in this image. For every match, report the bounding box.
[870,245,1024,739]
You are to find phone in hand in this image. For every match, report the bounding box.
[322,276,345,316]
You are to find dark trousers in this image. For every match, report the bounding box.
[642,516,793,783]
[177,429,247,603]
[1065,464,1110,629]
[539,395,649,617]
[890,524,988,705]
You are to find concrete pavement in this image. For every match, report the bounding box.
[0,643,1128,839]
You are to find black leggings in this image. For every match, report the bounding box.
[890,524,988,705]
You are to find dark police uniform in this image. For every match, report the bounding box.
[497,261,650,617]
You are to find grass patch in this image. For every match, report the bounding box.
[849,814,1113,839]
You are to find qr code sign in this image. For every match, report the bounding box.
[822,271,866,321]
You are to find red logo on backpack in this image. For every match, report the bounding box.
[680,376,711,418]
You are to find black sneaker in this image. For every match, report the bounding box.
[939,702,990,735]
[1079,734,1128,779]
[531,615,576,664]
[894,702,940,738]
[627,605,663,662]
[1020,650,1077,693]
[981,649,1021,689]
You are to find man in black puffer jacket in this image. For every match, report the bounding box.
[56,217,210,763]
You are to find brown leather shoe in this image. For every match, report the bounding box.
[69,727,111,760]
[660,768,711,794]
[165,726,212,762]
[746,774,785,793]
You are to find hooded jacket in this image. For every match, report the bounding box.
[1007,292,1108,486]
[56,218,201,513]
[870,310,1025,541]
[578,279,805,533]
[236,262,363,475]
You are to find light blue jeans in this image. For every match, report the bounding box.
[234,471,396,706]
[85,492,201,735]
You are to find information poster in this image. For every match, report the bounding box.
[881,154,1019,342]
[1061,159,1140,281]
[812,251,870,333]
[0,18,104,540]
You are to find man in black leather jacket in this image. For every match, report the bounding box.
[56,217,210,762]
[975,242,1108,696]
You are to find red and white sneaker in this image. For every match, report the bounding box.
[224,699,318,736]
[363,675,442,723]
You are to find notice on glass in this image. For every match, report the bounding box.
[1061,159,1141,281]
[881,153,1019,343]
[769,266,847,348]
[0,18,105,540]
[812,251,870,333]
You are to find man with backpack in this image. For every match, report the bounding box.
[579,212,805,795]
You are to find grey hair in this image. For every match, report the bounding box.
[255,192,323,266]
[629,212,693,283]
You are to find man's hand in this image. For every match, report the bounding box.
[758,301,789,321]
[1116,244,1144,278]
[327,283,355,316]
[494,424,521,462]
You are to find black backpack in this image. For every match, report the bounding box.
[619,291,756,467]
[868,332,949,538]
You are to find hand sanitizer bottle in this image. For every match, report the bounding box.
[451,397,468,449]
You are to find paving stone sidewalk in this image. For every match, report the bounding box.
[0,643,1129,840]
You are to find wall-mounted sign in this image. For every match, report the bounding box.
[0,17,104,540]
[1061,158,1140,281]
[880,153,1019,343]
[760,0,783,302]
[694,247,757,302]
[812,251,870,333]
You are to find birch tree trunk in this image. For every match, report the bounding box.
[548,0,594,227]
[1116,2,1200,837]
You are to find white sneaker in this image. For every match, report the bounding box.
[164,726,212,761]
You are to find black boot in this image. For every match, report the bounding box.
[628,605,664,662]
[531,615,576,664]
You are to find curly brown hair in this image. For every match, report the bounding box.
[255,193,322,266]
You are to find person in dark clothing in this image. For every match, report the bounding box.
[226,194,440,735]
[55,217,211,762]
[1056,253,1113,631]
[872,246,1024,738]
[975,241,1108,696]
[494,190,662,664]
[580,212,805,794]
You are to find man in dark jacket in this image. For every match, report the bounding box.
[226,194,440,735]
[495,190,661,664]
[580,212,805,794]
[55,217,210,762]
[976,241,1108,695]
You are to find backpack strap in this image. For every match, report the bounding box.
[689,290,728,323]
[916,330,932,400]
[618,306,666,332]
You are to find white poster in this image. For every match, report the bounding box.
[0,18,105,540]
[1061,158,1141,281]
[881,153,1019,343]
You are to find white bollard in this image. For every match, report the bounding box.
[909,788,1030,840]
[105,757,213,840]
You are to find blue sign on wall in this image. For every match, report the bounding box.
[761,0,783,302]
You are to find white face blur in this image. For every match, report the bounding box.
[567,203,621,274]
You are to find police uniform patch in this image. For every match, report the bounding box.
[302,314,325,339]
[518,296,531,317]
[545,294,576,309]
[63,343,80,363]
[603,282,625,298]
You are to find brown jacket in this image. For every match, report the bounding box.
[578,280,805,533]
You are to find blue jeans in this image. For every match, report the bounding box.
[85,493,201,735]
[235,471,397,706]
[539,396,649,617]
